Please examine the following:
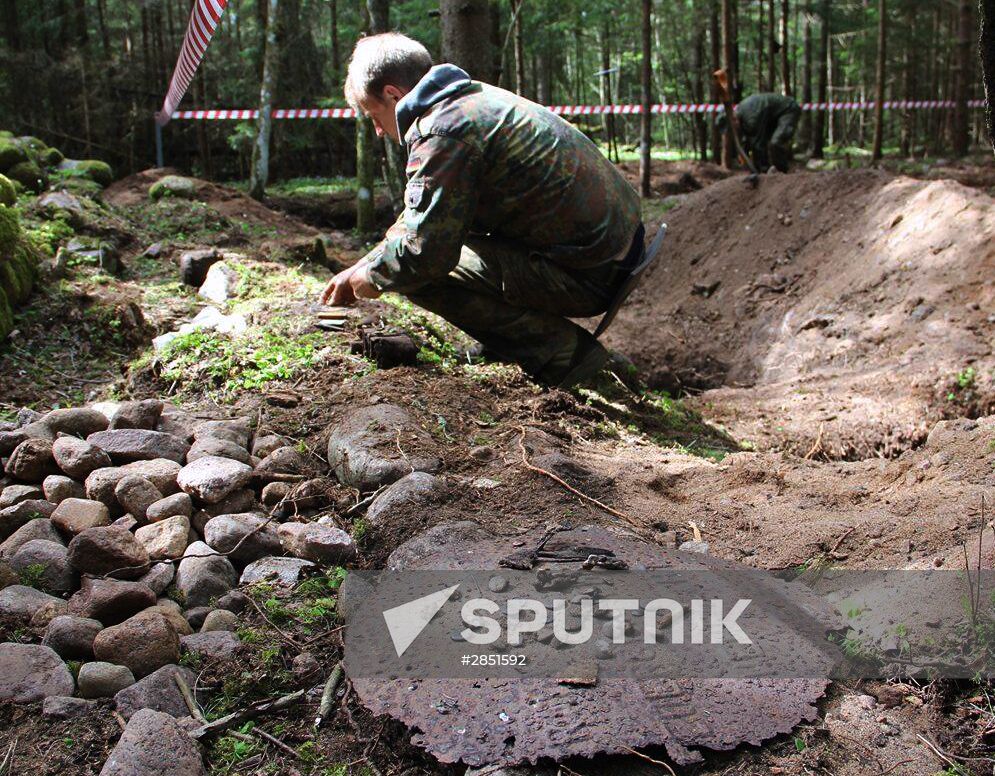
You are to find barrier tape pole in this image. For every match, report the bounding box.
[168,99,987,120]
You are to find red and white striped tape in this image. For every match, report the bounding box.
[156,0,229,126]
[170,99,986,120]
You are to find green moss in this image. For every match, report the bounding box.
[0,286,13,340]
[57,177,102,197]
[0,175,14,207]
[0,205,21,256]
[0,140,28,173]
[149,175,197,200]
[1,247,35,305]
[41,147,64,167]
[76,159,113,187]
[16,136,46,155]
[0,131,12,140]
[6,161,47,193]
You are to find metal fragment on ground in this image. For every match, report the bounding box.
[347,522,831,768]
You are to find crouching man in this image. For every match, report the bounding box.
[320,33,643,388]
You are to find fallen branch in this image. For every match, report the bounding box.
[188,688,307,740]
[621,745,677,775]
[315,661,344,729]
[174,672,205,723]
[0,739,15,776]
[246,594,305,651]
[232,727,301,760]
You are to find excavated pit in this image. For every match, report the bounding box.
[606,169,995,460]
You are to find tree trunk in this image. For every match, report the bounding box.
[640,0,652,196]
[812,0,829,158]
[953,0,973,156]
[250,0,280,201]
[982,0,995,155]
[900,4,918,158]
[801,10,812,149]
[439,0,492,82]
[356,0,377,232]
[710,0,722,160]
[369,0,406,212]
[330,0,340,85]
[780,0,791,95]
[721,0,737,167]
[512,0,525,96]
[1,0,20,51]
[96,0,110,57]
[871,0,886,162]
[768,0,777,91]
[693,6,708,162]
[757,0,765,91]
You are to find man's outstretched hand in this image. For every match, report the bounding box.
[319,262,381,306]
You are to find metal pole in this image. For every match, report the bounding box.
[155,121,164,168]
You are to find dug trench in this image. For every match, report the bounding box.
[0,162,994,774]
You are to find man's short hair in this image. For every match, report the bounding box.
[345,33,433,110]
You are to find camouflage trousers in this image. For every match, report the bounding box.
[406,235,623,385]
[757,105,802,172]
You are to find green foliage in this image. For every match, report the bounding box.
[0,174,15,207]
[210,734,261,770]
[18,563,47,590]
[75,160,113,187]
[23,214,74,257]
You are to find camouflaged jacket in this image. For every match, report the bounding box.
[735,93,801,149]
[365,64,642,294]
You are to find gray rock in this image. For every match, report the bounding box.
[146,604,193,637]
[199,608,238,632]
[0,584,65,622]
[269,478,334,518]
[0,499,56,541]
[86,430,190,465]
[53,436,113,479]
[100,708,207,776]
[180,630,240,661]
[186,436,250,464]
[41,407,109,437]
[678,540,710,555]
[240,556,315,586]
[260,481,291,507]
[114,515,138,531]
[52,497,111,534]
[93,610,180,678]
[138,562,176,595]
[68,577,157,625]
[292,651,320,681]
[251,434,286,459]
[67,526,150,579]
[175,540,237,607]
[193,419,252,448]
[113,665,198,720]
[156,408,198,443]
[135,515,190,560]
[10,539,77,594]
[365,471,443,530]
[255,446,309,476]
[215,590,250,614]
[203,513,279,566]
[0,484,43,508]
[0,518,62,558]
[182,606,212,630]
[179,248,220,288]
[146,493,192,522]
[43,694,96,719]
[6,438,59,482]
[29,598,69,631]
[121,459,182,496]
[43,615,103,660]
[0,643,75,702]
[176,456,252,504]
[201,488,256,518]
[79,661,136,698]
[0,559,15,589]
[42,474,86,504]
[114,475,162,522]
[197,262,239,304]
[278,522,357,565]
[327,404,441,490]
[109,400,164,431]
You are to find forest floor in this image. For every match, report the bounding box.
[2,153,995,775]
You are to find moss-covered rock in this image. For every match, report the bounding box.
[0,131,13,140]
[0,248,34,305]
[0,140,29,173]
[0,286,13,341]
[40,147,64,167]
[149,175,197,200]
[16,136,46,154]
[0,175,15,207]
[6,161,47,193]
[58,177,103,197]
[76,159,113,187]
[0,205,20,257]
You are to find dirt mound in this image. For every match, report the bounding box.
[618,159,732,197]
[104,168,318,239]
[608,169,995,458]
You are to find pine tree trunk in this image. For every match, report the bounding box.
[1,0,21,51]
[757,0,765,91]
[440,0,492,82]
[512,0,525,96]
[801,11,812,149]
[710,0,722,160]
[780,0,791,95]
[640,0,652,196]
[871,0,886,162]
[812,0,829,158]
[96,0,110,57]
[900,4,918,158]
[369,0,406,212]
[249,0,280,201]
[330,0,340,85]
[768,0,777,91]
[982,0,995,155]
[693,6,708,162]
[952,0,973,156]
[721,0,737,167]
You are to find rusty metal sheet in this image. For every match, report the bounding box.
[348,522,830,768]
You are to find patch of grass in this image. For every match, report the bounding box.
[210,731,261,772]
[18,562,46,590]
[260,176,360,197]
[125,199,232,244]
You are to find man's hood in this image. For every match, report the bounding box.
[395,64,473,141]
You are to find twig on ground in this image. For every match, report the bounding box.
[621,745,678,775]
[112,710,127,731]
[395,427,414,475]
[0,739,16,776]
[253,727,301,759]
[174,672,206,723]
[188,688,307,740]
[246,594,305,651]
[829,526,856,556]
[315,662,345,729]
[804,422,825,460]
